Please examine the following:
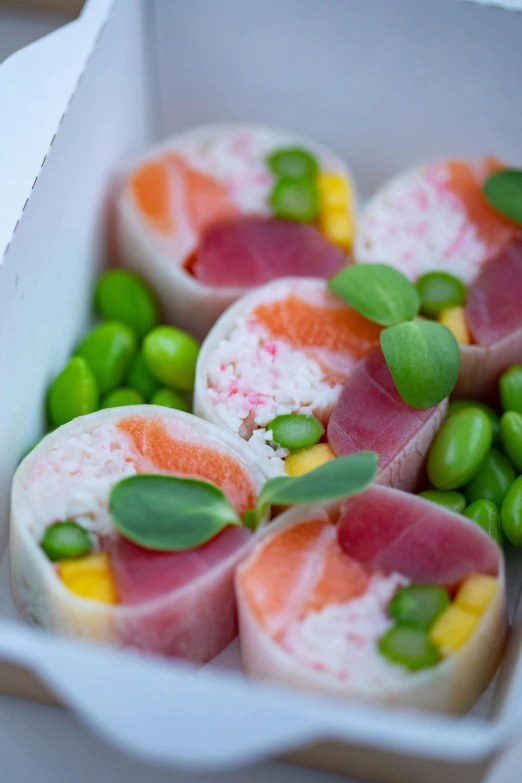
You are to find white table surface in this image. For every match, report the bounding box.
[1,6,522,782]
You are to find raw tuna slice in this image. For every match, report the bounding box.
[327,350,447,491]
[10,406,266,663]
[187,217,345,287]
[338,485,499,589]
[236,497,506,714]
[194,277,382,477]
[116,123,356,339]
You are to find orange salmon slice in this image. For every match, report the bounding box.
[253,295,383,361]
[239,518,370,640]
[119,417,256,513]
[129,153,238,238]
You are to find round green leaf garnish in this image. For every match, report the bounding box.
[110,475,241,552]
[41,521,91,562]
[269,178,320,223]
[483,169,522,227]
[415,272,466,319]
[329,263,421,326]
[267,147,319,180]
[378,624,440,671]
[257,451,378,515]
[380,320,460,408]
[269,414,323,451]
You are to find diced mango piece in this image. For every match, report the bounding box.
[439,307,471,345]
[428,604,479,656]
[316,172,353,211]
[59,552,118,604]
[320,210,355,251]
[455,575,498,615]
[285,443,335,477]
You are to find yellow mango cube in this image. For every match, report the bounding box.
[59,552,118,604]
[455,575,498,615]
[320,210,355,251]
[285,444,335,477]
[429,604,479,657]
[316,172,353,211]
[439,307,471,345]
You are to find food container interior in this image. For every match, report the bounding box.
[1,0,522,776]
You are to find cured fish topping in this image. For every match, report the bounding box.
[356,159,517,284]
[118,416,256,513]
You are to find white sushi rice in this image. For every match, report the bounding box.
[23,424,140,541]
[281,573,413,687]
[355,161,488,284]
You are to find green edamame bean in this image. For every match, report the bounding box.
[41,520,91,562]
[150,388,191,412]
[269,414,323,451]
[126,350,159,400]
[463,499,503,547]
[48,357,99,428]
[427,408,492,490]
[501,475,522,547]
[447,399,501,444]
[143,326,200,393]
[463,448,516,507]
[500,411,522,472]
[77,321,137,396]
[499,365,522,414]
[415,272,466,319]
[101,387,145,409]
[417,490,466,514]
[95,270,160,340]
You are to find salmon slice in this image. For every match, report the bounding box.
[118,416,256,513]
[187,216,346,287]
[338,486,500,589]
[130,153,238,240]
[240,517,369,639]
[253,294,383,360]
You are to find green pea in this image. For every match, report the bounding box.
[501,475,522,547]
[500,411,522,472]
[48,357,99,428]
[463,448,516,507]
[126,350,159,400]
[150,388,191,412]
[143,326,200,393]
[447,399,501,445]
[95,270,160,340]
[464,499,504,547]
[415,272,466,319]
[41,521,91,561]
[417,489,466,514]
[101,387,145,409]
[269,414,323,451]
[76,321,137,396]
[499,365,522,414]
[427,409,492,490]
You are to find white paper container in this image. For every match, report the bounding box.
[1,0,522,779]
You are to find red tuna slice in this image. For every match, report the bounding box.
[186,216,347,287]
[113,526,252,661]
[327,350,447,492]
[338,485,501,589]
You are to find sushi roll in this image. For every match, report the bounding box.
[194,278,446,483]
[236,485,507,714]
[11,406,266,663]
[355,157,522,398]
[115,123,355,339]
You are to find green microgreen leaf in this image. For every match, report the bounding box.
[256,451,379,517]
[483,169,522,227]
[110,474,241,552]
[329,263,421,326]
[380,320,460,409]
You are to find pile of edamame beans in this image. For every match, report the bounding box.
[47,269,200,429]
[420,365,522,548]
